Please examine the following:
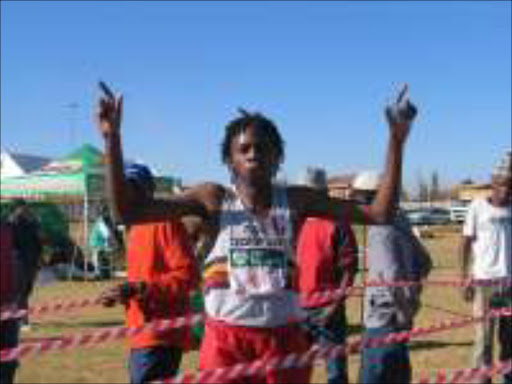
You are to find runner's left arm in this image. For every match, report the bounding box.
[289,84,416,224]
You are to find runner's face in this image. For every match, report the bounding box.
[229,125,277,184]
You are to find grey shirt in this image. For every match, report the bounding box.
[364,212,431,329]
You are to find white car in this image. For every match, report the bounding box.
[449,201,469,223]
[406,207,451,225]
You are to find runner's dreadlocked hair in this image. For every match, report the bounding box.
[221,108,285,169]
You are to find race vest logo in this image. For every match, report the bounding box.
[228,247,287,295]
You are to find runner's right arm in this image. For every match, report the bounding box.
[96,81,221,225]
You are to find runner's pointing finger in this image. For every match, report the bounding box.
[99,80,116,100]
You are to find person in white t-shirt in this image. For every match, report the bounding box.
[460,150,511,384]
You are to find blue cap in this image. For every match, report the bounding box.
[124,163,154,190]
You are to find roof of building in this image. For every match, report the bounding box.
[2,152,52,173]
[327,173,356,187]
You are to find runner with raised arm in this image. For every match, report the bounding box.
[96,81,416,384]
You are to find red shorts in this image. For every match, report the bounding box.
[199,319,312,384]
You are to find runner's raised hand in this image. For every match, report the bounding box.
[97,80,123,137]
[386,83,417,145]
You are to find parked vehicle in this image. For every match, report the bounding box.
[406,209,431,225]
[449,201,469,223]
[405,207,451,225]
[427,207,452,224]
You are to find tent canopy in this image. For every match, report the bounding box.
[1,144,104,199]
[41,144,104,174]
[0,172,86,198]
[1,143,180,200]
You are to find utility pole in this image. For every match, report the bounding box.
[65,102,80,148]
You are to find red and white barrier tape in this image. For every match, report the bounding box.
[417,359,512,384]
[0,312,205,362]
[363,276,512,289]
[3,301,509,381]
[0,298,104,322]
[0,285,194,321]
[154,307,511,384]
[0,278,355,322]
[2,277,510,322]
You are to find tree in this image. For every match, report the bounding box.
[417,172,429,202]
[400,188,410,202]
[430,171,440,201]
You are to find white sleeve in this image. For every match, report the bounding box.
[462,200,478,238]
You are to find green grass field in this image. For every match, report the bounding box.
[12,228,503,383]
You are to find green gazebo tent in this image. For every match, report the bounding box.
[1,143,180,247]
[1,144,106,251]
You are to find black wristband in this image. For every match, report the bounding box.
[134,281,148,296]
[119,282,135,299]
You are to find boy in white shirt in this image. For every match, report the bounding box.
[460,150,511,384]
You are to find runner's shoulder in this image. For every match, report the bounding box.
[180,182,228,212]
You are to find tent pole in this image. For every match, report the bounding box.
[83,177,89,281]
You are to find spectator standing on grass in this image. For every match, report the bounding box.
[7,199,43,331]
[460,150,511,384]
[353,171,432,384]
[296,167,358,384]
[0,219,22,384]
[98,163,199,384]
[89,203,123,279]
[96,81,415,384]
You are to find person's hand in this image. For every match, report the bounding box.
[318,302,341,328]
[132,282,149,304]
[463,285,475,303]
[98,285,123,308]
[385,83,417,145]
[98,282,148,307]
[96,81,123,138]
[130,282,153,322]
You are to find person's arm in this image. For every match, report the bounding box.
[460,235,475,302]
[289,133,406,225]
[318,221,358,326]
[410,232,432,280]
[289,85,415,225]
[460,201,478,281]
[460,201,477,301]
[383,229,416,324]
[99,222,200,309]
[460,236,474,282]
[96,81,216,225]
[396,212,432,280]
[96,82,127,223]
[146,221,200,300]
[336,218,358,288]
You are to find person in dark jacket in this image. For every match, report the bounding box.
[8,199,43,330]
[0,219,22,384]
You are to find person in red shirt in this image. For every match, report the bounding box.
[296,167,358,384]
[98,164,199,384]
[1,219,22,384]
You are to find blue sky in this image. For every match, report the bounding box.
[1,1,510,193]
